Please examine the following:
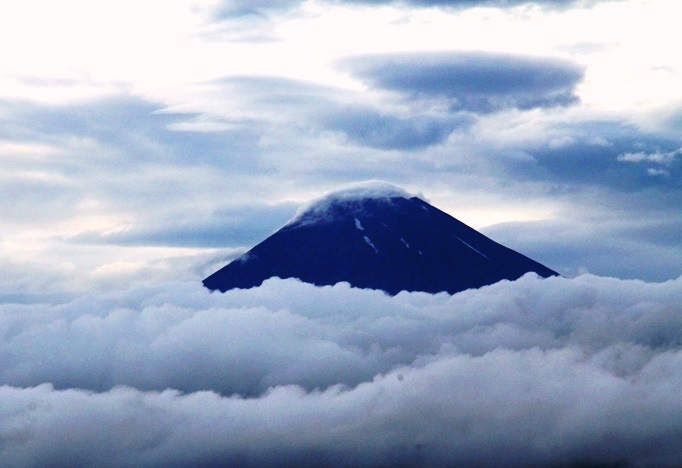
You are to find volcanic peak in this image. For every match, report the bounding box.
[203,181,558,295]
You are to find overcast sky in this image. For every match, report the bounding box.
[0,0,680,298]
[1,1,681,465]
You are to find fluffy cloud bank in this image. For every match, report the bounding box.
[1,273,681,465]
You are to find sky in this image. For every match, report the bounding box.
[0,0,680,298]
[1,0,681,465]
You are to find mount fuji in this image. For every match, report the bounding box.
[203,182,558,295]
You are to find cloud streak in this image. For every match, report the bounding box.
[213,0,620,19]
[69,202,298,248]
[345,0,613,5]
[342,52,584,113]
[1,274,681,465]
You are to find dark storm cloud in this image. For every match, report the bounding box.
[342,52,584,113]
[532,141,681,191]
[0,275,681,465]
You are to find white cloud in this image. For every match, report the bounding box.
[1,274,681,465]
[617,147,682,165]
[647,167,670,177]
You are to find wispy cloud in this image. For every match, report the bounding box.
[617,147,682,165]
[213,0,623,19]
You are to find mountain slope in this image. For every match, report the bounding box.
[203,183,558,295]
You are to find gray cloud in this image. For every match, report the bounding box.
[212,0,304,19]
[340,0,611,5]
[0,274,681,465]
[0,96,272,233]
[2,91,680,286]
[69,202,299,248]
[212,0,619,19]
[348,0,629,11]
[472,120,682,280]
[483,216,682,281]
[470,119,682,197]
[320,106,471,150]
[519,133,682,192]
[217,75,467,150]
[0,97,261,170]
[342,52,584,113]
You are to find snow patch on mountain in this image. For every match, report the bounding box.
[454,236,489,259]
[364,236,379,253]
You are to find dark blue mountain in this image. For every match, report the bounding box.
[203,183,558,295]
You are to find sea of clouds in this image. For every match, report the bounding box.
[1,273,681,466]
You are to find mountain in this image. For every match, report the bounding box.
[203,182,558,295]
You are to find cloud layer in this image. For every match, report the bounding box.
[1,274,681,465]
[342,52,584,113]
[214,0,618,18]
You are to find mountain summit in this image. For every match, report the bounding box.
[203,182,558,295]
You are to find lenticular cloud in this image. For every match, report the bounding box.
[1,274,681,466]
